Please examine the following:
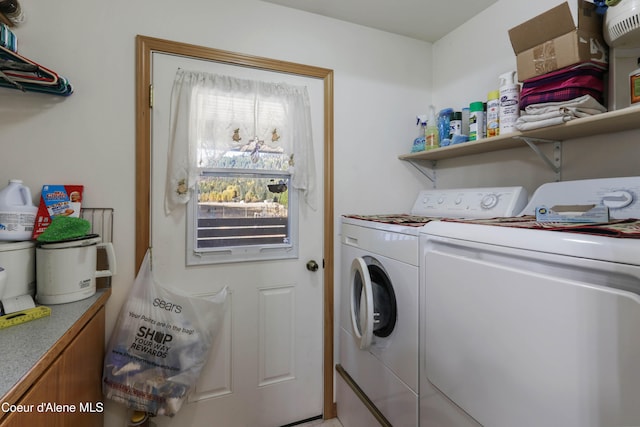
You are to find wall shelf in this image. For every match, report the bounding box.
[398,105,640,163]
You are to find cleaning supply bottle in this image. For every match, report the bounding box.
[486,90,500,137]
[0,179,37,241]
[630,57,640,105]
[425,105,439,150]
[469,102,485,141]
[411,115,427,152]
[499,71,520,135]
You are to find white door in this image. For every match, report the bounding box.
[149,52,325,427]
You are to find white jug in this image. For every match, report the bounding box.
[0,179,38,241]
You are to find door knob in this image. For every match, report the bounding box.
[306,260,319,272]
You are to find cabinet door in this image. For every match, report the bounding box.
[60,306,105,427]
[0,307,105,427]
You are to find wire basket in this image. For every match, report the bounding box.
[80,207,114,288]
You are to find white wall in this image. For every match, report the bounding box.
[0,0,430,425]
[432,0,640,195]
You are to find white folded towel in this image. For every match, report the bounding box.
[516,95,607,131]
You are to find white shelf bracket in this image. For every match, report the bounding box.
[407,159,437,186]
[515,136,562,181]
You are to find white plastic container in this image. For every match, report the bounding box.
[499,71,521,135]
[0,179,37,241]
[0,240,36,298]
[36,235,116,304]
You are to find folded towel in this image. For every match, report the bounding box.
[523,94,607,115]
[516,95,606,131]
[516,115,572,131]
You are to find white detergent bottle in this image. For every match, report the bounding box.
[0,179,37,241]
[499,71,520,135]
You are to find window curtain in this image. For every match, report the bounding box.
[164,69,317,215]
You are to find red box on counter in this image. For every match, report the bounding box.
[31,185,84,239]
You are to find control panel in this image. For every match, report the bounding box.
[411,187,528,219]
[521,177,640,219]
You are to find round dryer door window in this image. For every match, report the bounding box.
[349,256,398,350]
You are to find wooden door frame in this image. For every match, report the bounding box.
[134,35,336,419]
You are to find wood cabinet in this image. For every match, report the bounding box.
[0,306,105,427]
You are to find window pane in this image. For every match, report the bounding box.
[195,173,291,251]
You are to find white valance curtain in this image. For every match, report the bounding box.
[165,69,316,214]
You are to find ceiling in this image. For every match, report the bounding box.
[261,0,499,42]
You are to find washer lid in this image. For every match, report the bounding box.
[37,234,101,249]
[422,221,640,266]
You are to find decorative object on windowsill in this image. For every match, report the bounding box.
[271,128,280,142]
[0,0,24,26]
[267,180,287,193]
[251,146,262,163]
[232,128,242,142]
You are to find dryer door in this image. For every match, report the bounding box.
[350,256,397,350]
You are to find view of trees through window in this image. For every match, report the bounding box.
[196,174,291,249]
[198,175,289,208]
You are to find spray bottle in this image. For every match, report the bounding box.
[411,115,427,152]
[499,71,520,135]
[425,105,439,150]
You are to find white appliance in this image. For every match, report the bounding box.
[420,176,640,427]
[36,234,116,304]
[0,240,36,298]
[338,186,527,427]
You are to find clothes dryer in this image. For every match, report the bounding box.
[419,177,640,427]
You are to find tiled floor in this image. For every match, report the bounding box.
[295,418,343,427]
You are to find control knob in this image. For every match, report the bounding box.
[480,193,499,210]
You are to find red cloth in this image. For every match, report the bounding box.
[520,63,605,110]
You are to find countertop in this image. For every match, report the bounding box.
[0,289,110,404]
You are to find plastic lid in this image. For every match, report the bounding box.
[38,234,101,249]
[470,101,484,111]
[0,240,36,252]
[488,90,500,100]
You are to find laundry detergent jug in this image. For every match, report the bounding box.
[0,179,38,241]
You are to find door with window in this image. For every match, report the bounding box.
[146,49,327,426]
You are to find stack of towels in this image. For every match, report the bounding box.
[515,95,607,131]
[515,62,607,131]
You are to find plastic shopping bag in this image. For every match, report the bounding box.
[102,249,227,416]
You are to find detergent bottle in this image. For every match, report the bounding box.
[0,179,38,241]
[425,106,439,150]
[486,90,500,138]
[499,71,520,135]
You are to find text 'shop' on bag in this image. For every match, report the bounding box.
[103,250,228,416]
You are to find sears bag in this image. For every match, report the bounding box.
[102,249,227,416]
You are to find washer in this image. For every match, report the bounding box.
[419,177,640,427]
[337,187,527,427]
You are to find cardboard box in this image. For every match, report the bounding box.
[32,185,84,239]
[508,0,608,82]
[535,204,609,223]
